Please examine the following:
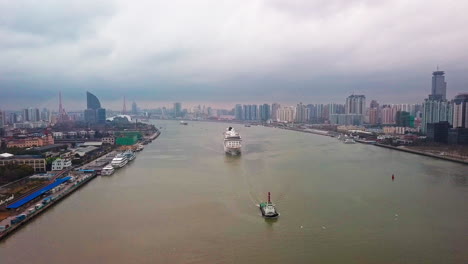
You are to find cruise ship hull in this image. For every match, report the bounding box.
[224,146,241,155]
[101,168,115,176]
[111,159,128,168]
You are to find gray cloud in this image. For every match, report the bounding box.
[0,0,467,110]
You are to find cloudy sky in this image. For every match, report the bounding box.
[1,0,467,110]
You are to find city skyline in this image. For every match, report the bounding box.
[1,1,468,109]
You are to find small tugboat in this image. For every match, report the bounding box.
[259,192,279,218]
[180,121,188,125]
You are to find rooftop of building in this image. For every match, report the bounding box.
[32,144,68,152]
[0,154,44,159]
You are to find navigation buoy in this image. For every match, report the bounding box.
[392,174,395,181]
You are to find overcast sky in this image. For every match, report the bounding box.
[1,0,467,110]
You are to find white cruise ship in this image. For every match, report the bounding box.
[224,127,242,155]
[123,150,136,161]
[111,154,128,168]
[101,165,115,176]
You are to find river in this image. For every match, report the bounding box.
[1,120,467,263]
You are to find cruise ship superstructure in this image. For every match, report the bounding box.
[224,127,242,155]
[101,165,115,176]
[123,150,136,161]
[111,154,129,168]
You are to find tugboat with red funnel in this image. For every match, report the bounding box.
[259,192,279,218]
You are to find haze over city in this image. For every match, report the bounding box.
[1,0,468,110]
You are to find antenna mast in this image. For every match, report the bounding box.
[123,96,127,114]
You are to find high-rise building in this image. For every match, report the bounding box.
[173,102,182,118]
[381,106,396,124]
[243,105,252,120]
[346,95,366,115]
[87,91,101,110]
[396,111,411,127]
[250,105,258,120]
[132,101,138,115]
[41,108,50,122]
[277,106,296,123]
[295,102,309,123]
[259,104,270,121]
[0,109,4,129]
[452,93,468,128]
[369,108,379,125]
[85,91,106,124]
[235,104,243,120]
[31,108,40,122]
[22,108,30,122]
[422,99,452,133]
[8,112,18,124]
[84,109,97,123]
[271,103,280,121]
[430,70,447,100]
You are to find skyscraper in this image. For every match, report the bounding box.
[85,91,106,124]
[235,104,243,120]
[259,103,270,122]
[173,102,182,118]
[430,70,447,100]
[422,99,452,133]
[271,103,280,121]
[132,101,138,115]
[87,91,101,110]
[243,105,252,120]
[295,102,309,123]
[369,108,379,125]
[250,105,258,120]
[22,108,30,122]
[346,95,366,115]
[0,109,4,129]
[277,106,295,123]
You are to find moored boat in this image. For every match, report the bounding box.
[101,165,115,176]
[111,154,128,168]
[123,150,136,161]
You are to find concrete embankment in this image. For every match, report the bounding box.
[374,143,468,165]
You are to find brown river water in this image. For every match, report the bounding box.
[1,120,467,263]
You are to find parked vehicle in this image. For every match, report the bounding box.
[11,214,27,225]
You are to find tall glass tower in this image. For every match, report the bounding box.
[430,71,447,101]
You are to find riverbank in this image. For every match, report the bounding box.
[0,172,96,241]
[187,119,468,165]
[374,143,468,165]
[0,129,162,241]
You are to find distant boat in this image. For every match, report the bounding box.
[343,138,356,144]
[259,192,279,218]
[355,139,377,144]
[180,121,188,125]
[244,124,251,127]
